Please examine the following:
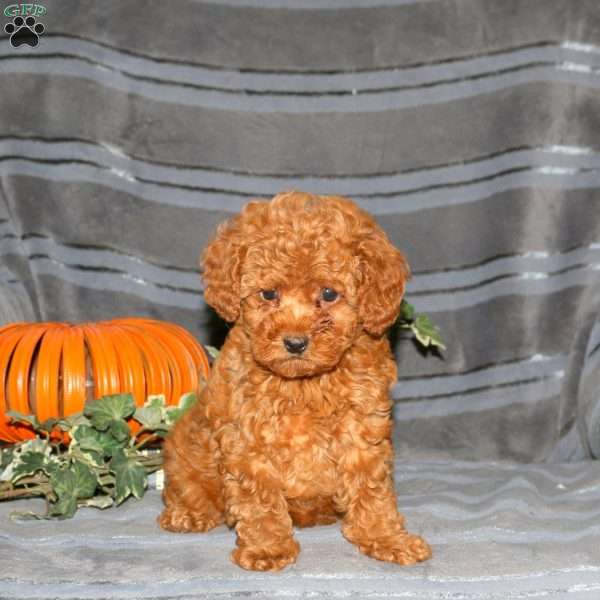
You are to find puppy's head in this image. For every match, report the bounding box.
[202,191,410,378]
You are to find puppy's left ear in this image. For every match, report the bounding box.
[356,229,411,337]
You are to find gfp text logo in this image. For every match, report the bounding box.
[4,4,46,17]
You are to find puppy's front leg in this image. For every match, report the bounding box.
[337,439,431,566]
[220,429,299,571]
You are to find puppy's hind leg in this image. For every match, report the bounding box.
[158,414,224,533]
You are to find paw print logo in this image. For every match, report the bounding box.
[4,15,45,47]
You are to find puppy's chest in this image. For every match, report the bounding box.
[261,412,340,498]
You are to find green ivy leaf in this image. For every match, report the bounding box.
[399,299,415,322]
[9,510,46,521]
[80,495,114,510]
[50,496,78,519]
[39,418,60,434]
[394,300,446,351]
[2,438,56,482]
[6,411,41,431]
[110,448,147,505]
[57,413,91,432]
[134,395,165,430]
[109,419,131,443]
[149,394,167,407]
[18,438,53,455]
[204,345,220,359]
[164,392,198,426]
[162,408,180,427]
[178,392,198,412]
[48,460,98,519]
[84,394,136,431]
[0,446,14,471]
[71,425,123,460]
[412,314,446,351]
[11,451,53,483]
[71,460,98,497]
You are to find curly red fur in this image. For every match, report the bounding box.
[159,191,431,571]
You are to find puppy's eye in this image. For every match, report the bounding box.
[261,289,279,301]
[320,288,339,303]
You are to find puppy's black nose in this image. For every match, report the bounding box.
[283,336,309,355]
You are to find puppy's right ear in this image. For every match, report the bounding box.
[201,214,247,323]
[200,201,266,322]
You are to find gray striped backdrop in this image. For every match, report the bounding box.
[1,0,600,464]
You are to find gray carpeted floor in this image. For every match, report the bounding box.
[2,460,600,599]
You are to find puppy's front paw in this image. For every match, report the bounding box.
[231,538,300,571]
[158,506,221,533]
[358,533,431,566]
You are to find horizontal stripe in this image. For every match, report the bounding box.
[25,255,203,310]
[0,233,201,290]
[1,45,600,112]
[3,81,598,178]
[3,37,600,92]
[404,498,600,522]
[431,524,600,547]
[356,170,600,215]
[0,230,21,255]
[19,233,199,282]
[414,238,600,276]
[0,220,199,276]
[400,477,600,506]
[0,158,250,212]
[2,155,600,217]
[3,37,599,88]
[2,571,600,600]
[2,135,598,179]
[195,0,439,8]
[27,254,198,293]
[397,352,570,382]
[0,36,573,76]
[393,375,563,420]
[2,224,597,321]
[392,353,565,399]
[3,225,598,324]
[3,138,600,197]
[0,275,20,286]
[396,458,599,475]
[411,262,600,313]
[0,172,600,282]
[586,321,600,359]
[396,465,594,488]
[582,346,600,384]
[589,340,600,361]
[410,243,600,295]
[29,36,576,76]
[397,373,562,403]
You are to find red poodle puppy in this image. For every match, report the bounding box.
[159,190,432,571]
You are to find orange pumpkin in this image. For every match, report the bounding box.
[0,318,210,443]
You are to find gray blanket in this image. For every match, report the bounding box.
[3,460,600,598]
[1,0,600,597]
